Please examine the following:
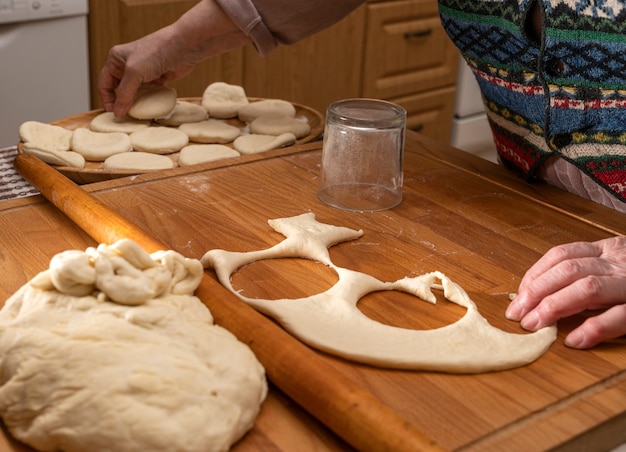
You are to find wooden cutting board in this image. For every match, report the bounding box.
[7,131,626,450]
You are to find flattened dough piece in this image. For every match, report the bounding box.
[90,112,150,134]
[70,128,132,161]
[233,132,296,155]
[201,82,249,119]
[238,99,296,122]
[156,101,208,126]
[21,143,86,168]
[178,144,240,166]
[250,115,311,138]
[103,152,175,171]
[130,126,189,155]
[128,83,177,120]
[19,121,72,153]
[178,119,241,144]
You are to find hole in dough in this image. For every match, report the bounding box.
[231,258,339,300]
[358,290,466,330]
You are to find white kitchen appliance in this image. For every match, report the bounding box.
[450,57,497,163]
[0,0,90,147]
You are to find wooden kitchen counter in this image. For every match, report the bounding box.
[2,131,626,451]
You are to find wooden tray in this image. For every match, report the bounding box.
[17,97,324,185]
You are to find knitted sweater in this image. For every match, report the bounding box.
[438,0,626,205]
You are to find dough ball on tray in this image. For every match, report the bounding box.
[19,121,72,153]
[130,126,189,155]
[70,128,132,161]
[90,112,150,134]
[178,119,241,144]
[201,82,249,119]
[250,114,311,138]
[178,144,240,166]
[103,151,175,171]
[233,132,296,155]
[156,101,208,126]
[21,144,86,168]
[238,99,296,122]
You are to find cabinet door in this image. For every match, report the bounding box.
[362,0,458,100]
[242,5,367,116]
[88,0,243,108]
[395,86,456,143]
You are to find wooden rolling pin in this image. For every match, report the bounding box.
[14,154,444,452]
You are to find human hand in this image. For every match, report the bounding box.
[506,236,626,349]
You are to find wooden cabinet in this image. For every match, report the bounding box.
[88,0,458,142]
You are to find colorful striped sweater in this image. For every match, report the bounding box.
[438,0,626,205]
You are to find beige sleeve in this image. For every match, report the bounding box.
[215,0,365,55]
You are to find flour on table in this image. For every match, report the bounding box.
[201,213,557,373]
[0,239,267,452]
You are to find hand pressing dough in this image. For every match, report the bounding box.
[201,82,249,119]
[89,111,150,133]
[202,213,557,373]
[0,240,267,452]
[70,128,132,161]
[233,132,296,155]
[250,115,311,138]
[238,99,296,122]
[156,101,208,126]
[178,144,240,166]
[128,83,177,120]
[21,143,86,168]
[103,151,175,171]
[178,119,241,144]
[19,121,72,153]
[130,126,189,154]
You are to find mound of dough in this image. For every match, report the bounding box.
[238,99,296,122]
[21,143,86,168]
[0,240,267,452]
[90,112,150,133]
[129,83,177,120]
[156,101,208,126]
[202,213,557,373]
[179,119,241,144]
[233,132,296,155]
[19,121,72,153]
[201,82,249,119]
[130,126,189,155]
[178,144,240,166]
[250,115,311,138]
[70,128,132,161]
[103,151,174,171]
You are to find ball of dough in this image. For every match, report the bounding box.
[129,126,189,155]
[238,99,296,122]
[178,144,240,166]
[90,112,151,134]
[233,133,296,155]
[103,152,175,171]
[156,101,208,126]
[70,128,132,161]
[178,119,241,144]
[19,121,72,153]
[129,83,177,120]
[201,82,249,119]
[21,143,86,168]
[250,115,311,138]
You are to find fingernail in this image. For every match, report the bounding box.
[565,330,585,348]
[505,302,521,320]
[520,311,539,330]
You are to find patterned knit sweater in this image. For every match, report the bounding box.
[439,0,626,205]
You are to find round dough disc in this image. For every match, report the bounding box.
[130,126,189,155]
[250,115,311,138]
[128,83,177,120]
[70,128,132,161]
[178,144,240,166]
[103,151,175,171]
[178,119,241,144]
[238,99,296,122]
[201,82,249,119]
[90,112,150,134]
[233,133,296,155]
[156,101,208,126]
[18,121,72,153]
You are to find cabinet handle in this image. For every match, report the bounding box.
[411,124,424,133]
[404,29,433,41]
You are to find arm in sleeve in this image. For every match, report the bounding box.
[215,0,365,55]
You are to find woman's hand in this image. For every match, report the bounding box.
[506,236,626,348]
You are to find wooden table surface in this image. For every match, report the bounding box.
[1,131,626,451]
